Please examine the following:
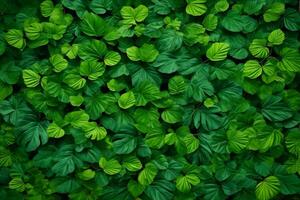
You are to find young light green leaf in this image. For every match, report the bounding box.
[138,163,158,186]
[40,0,54,17]
[80,60,105,80]
[249,39,269,59]
[22,69,41,88]
[161,107,183,124]
[5,29,26,49]
[186,0,207,16]
[263,3,285,22]
[206,42,230,61]
[123,156,142,172]
[61,43,79,59]
[104,51,121,66]
[268,29,285,45]
[243,60,262,79]
[82,122,107,141]
[126,46,140,61]
[47,122,65,138]
[49,54,68,72]
[24,23,43,40]
[9,178,26,192]
[135,5,149,22]
[78,169,95,181]
[277,48,300,72]
[69,95,84,107]
[121,5,148,25]
[176,174,200,192]
[99,157,122,175]
[64,74,86,90]
[118,91,136,109]
[255,176,280,200]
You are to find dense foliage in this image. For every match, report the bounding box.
[0,0,300,199]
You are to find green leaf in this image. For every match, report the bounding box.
[186,0,207,16]
[52,156,76,176]
[5,29,25,49]
[84,93,115,119]
[138,163,158,186]
[286,129,300,156]
[40,0,54,17]
[121,5,148,25]
[126,46,139,61]
[249,39,269,59]
[284,8,300,31]
[61,43,79,59]
[168,76,187,95]
[64,74,86,90]
[255,176,280,200]
[243,60,262,79]
[263,3,285,22]
[176,174,200,192]
[145,127,165,148]
[24,23,43,40]
[69,95,84,107]
[22,69,40,88]
[127,44,159,62]
[0,81,12,100]
[9,178,26,192]
[0,97,31,125]
[262,96,293,122]
[80,60,105,80]
[145,180,175,200]
[123,156,142,172]
[0,62,21,85]
[133,81,161,106]
[112,134,137,154]
[0,149,13,167]
[183,134,200,154]
[89,0,113,14]
[128,180,145,197]
[277,48,300,72]
[227,128,248,153]
[118,91,136,109]
[221,12,257,32]
[214,0,229,12]
[99,157,122,175]
[16,116,49,152]
[47,122,65,138]
[78,169,95,181]
[243,0,266,15]
[120,6,135,25]
[82,122,107,141]
[195,108,225,131]
[206,42,230,61]
[49,54,68,72]
[268,29,285,45]
[62,0,87,17]
[104,51,121,66]
[65,110,89,128]
[162,107,183,124]
[134,5,149,22]
[188,74,214,102]
[202,14,218,31]
[78,39,107,61]
[80,12,106,36]
[157,29,183,52]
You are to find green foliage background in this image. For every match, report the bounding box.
[0,0,300,199]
